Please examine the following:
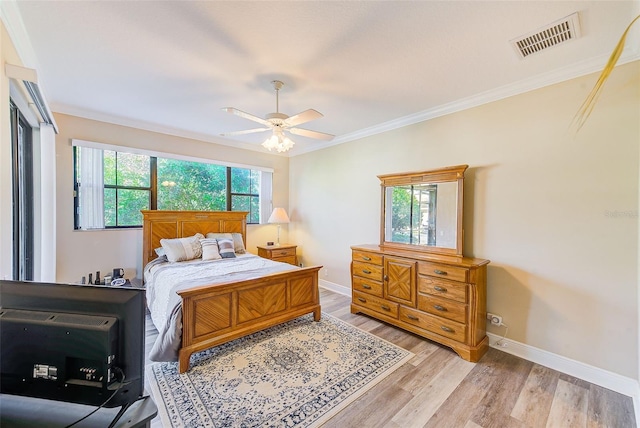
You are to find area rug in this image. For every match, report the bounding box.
[147,313,413,427]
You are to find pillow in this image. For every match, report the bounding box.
[200,238,222,261]
[160,233,204,262]
[154,247,165,257]
[231,233,246,254]
[206,232,246,254]
[216,238,236,259]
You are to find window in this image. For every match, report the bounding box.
[229,168,260,224]
[104,151,151,227]
[73,145,270,229]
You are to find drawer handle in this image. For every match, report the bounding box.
[381,305,391,311]
[433,286,447,292]
[434,269,447,275]
[357,297,366,303]
[362,256,372,261]
[362,269,372,274]
[406,314,419,321]
[440,325,454,333]
[433,305,447,312]
[384,275,389,281]
[362,284,372,290]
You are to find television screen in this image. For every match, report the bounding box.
[0,280,145,410]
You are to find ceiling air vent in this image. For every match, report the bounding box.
[511,12,581,59]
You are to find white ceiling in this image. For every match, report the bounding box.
[5,1,640,156]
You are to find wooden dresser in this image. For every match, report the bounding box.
[257,244,298,266]
[351,244,489,362]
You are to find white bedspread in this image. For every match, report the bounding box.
[144,254,298,361]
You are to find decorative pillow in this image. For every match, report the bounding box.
[200,238,222,261]
[206,232,246,254]
[231,233,246,254]
[154,247,165,257]
[160,233,204,262]
[216,238,236,259]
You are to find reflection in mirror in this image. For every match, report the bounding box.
[379,165,467,256]
[384,182,457,249]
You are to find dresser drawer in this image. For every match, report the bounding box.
[352,276,383,297]
[352,250,383,265]
[418,276,467,303]
[270,247,296,258]
[418,262,468,283]
[352,261,383,281]
[418,294,467,324]
[399,307,467,343]
[353,291,398,318]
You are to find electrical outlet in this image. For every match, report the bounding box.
[486,312,503,326]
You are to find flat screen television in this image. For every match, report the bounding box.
[0,280,146,415]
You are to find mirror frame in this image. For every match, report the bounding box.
[378,164,467,257]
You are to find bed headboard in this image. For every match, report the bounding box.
[141,210,248,266]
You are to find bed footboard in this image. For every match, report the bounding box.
[177,266,322,373]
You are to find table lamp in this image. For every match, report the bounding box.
[268,207,290,246]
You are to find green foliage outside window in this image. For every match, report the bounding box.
[391,186,420,243]
[157,159,226,211]
[104,151,151,227]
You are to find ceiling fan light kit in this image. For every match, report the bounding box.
[222,80,334,153]
[262,128,295,153]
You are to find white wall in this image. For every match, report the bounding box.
[54,113,291,283]
[289,61,640,379]
[0,21,20,279]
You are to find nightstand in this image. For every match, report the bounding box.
[257,244,298,266]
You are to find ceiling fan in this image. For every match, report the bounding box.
[221,80,334,152]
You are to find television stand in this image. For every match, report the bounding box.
[0,393,157,427]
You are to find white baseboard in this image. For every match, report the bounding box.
[487,332,640,403]
[319,280,350,296]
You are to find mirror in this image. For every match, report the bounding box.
[379,165,467,256]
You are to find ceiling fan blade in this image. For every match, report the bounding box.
[221,127,271,137]
[283,109,323,127]
[222,107,271,126]
[289,127,334,141]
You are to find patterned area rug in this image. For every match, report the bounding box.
[148,313,413,427]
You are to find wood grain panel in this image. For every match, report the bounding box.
[385,256,416,306]
[182,220,222,237]
[221,220,244,234]
[290,277,316,308]
[193,293,232,338]
[237,282,287,323]
[149,221,178,261]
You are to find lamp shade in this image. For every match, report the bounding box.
[268,207,290,224]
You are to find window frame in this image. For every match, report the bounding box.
[73,146,267,229]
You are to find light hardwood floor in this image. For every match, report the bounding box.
[145,288,636,427]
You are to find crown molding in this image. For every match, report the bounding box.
[290,49,640,157]
[1,1,39,70]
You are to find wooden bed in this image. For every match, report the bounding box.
[141,210,322,373]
